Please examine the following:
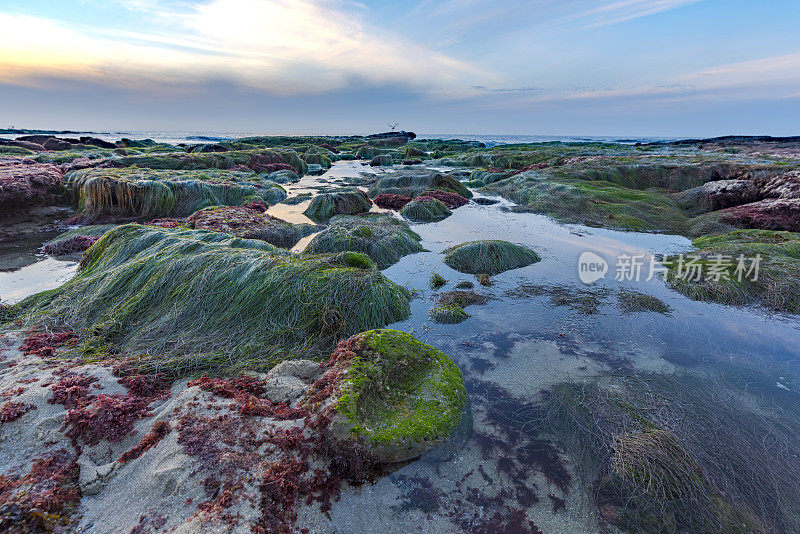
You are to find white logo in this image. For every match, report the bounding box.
[578,251,608,284]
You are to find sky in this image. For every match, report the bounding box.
[0,0,798,137]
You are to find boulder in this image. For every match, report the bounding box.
[79,137,117,149]
[756,170,800,199]
[721,198,800,232]
[0,161,65,211]
[43,138,75,151]
[0,139,45,151]
[303,190,372,223]
[400,196,452,223]
[16,134,56,145]
[673,179,761,215]
[321,329,467,463]
[187,205,320,248]
[370,154,393,166]
[443,240,541,275]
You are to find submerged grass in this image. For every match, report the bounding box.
[400,197,452,223]
[443,240,541,275]
[536,371,800,533]
[8,225,414,377]
[66,167,286,219]
[304,214,423,269]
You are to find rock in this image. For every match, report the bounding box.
[16,134,55,145]
[402,159,422,165]
[0,139,45,151]
[0,161,65,211]
[756,170,800,199]
[264,360,322,404]
[673,179,761,214]
[721,198,800,232]
[473,197,499,205]
[370,154,393,166]
[368,170,472,199]
[303,190,372,223]
[400,196,452,223]
[43,138,75,151]
[374,193,412,210]
[187,205,319,248]
[188,143,228,153]
[306,163,325,175]
[443,240,541,275]
[79,137,117,149]
[365,131,416,147]
[322,329,467,463]
[79,459,120,496]
[419,190,469,208]
[304,213,424,269]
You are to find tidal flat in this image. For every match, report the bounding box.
[1,132,800,533]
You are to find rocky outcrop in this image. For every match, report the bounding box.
[721,198,800,232]
[303,190,372,222]
[365,131,416,146]
[0,160,65,211]
[674,179,761,215]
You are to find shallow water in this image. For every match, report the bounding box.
[2,160,799,532]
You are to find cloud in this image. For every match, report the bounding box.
[0,1,488,95]
[561,0,704,28]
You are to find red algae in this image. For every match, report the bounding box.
[419,190,469,208]
[374,193,412,210]
[0,400,36,422]
[21,330,77,357]
[119,421,172,463]
[64,393,151,446]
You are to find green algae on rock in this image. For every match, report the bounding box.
[429,272,447,290]
[66,167,287,219]
[429,305,469,324]
[443,240,541,275]
[10,225,414,376]
[304,214,423,269]
[400,197,452,223]
[368,171,472,199]
[187,205,320,248]
[662,229,800,313]
[303,190,372,223]
[324,329,467,462]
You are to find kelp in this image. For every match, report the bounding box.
[10,225,414,376]
[66,167,286,219]
[304,214,423,269]
[443,240,541,275]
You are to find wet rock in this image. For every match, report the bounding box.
[370,154,393,166]
[721,198,800,232]
[303,190,372,223]
[0,139,45,151]
[400,196,452,222]
[187,205,319,248]
[368,170,472,199]
[673,179,761,214]
[43,138,75,151]
[79,137,117,149]
[323,329,467,463]
[756,170,800,199]
[374,193,412,210]
[0,161,65,211]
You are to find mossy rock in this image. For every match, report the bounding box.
[443,240,541,275]
[429,305,469,324]
[10,225,414,376]
[303,190,372,223]
[368,172,473,199]
[66,167,286,219]
[370,154,393,166]
[429,272,447,289]
[187,205,319,248]
[400,198,452,223]
[662,229,800,313]
[304,214,423,269]
[327,329,467,462]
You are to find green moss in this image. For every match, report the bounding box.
[443,240,541,275]
[305,214,423,269]
[400,198,452,223]
[11,225,414,376]
[66,167,286,219]
[336,329,467,445]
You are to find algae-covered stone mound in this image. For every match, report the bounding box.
[368,171,472,199]
[321,329,467,462]
[0,160,66,210]
[11,225,414,375]
[111,148,308,176]
[662,229,800,313]
[303,189,372,223]
[443,240,541,275]
[400,197,452,223]
[66,167,287,219]
[304,214,423,269]
[44,224,117,256]
[187,205,319,248]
